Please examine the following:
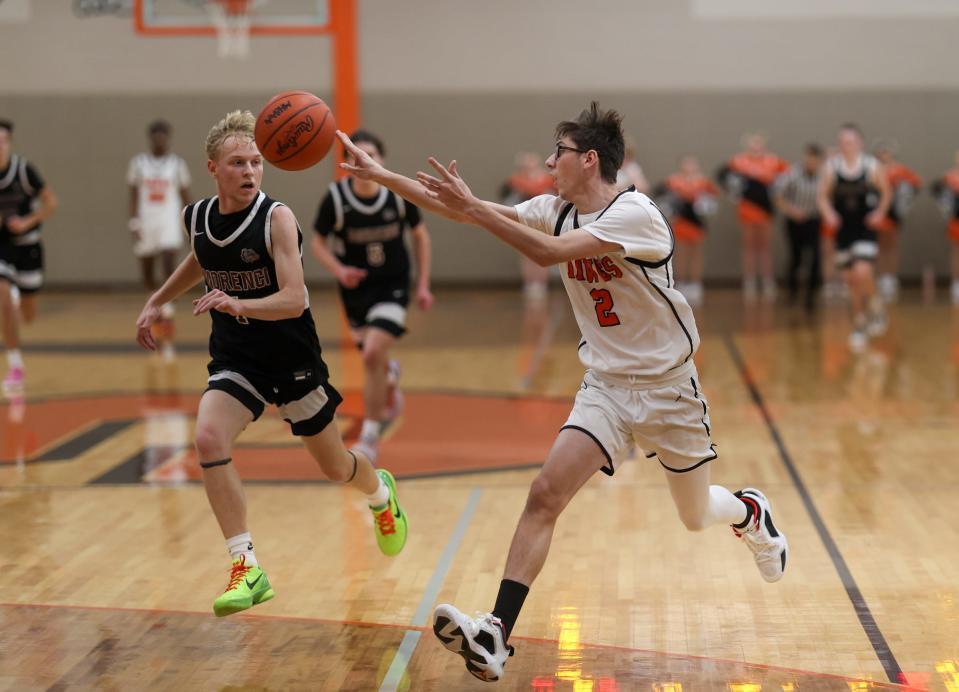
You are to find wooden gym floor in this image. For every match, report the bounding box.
[1,287,958,691]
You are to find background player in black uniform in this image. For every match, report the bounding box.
[134,111,408,618]
[818,123,891,352]
[0,119,58,395]
[311,130,433,461]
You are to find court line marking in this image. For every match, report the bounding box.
[0,601,909,688]
[724,334,904,685]
[378,487,482,692]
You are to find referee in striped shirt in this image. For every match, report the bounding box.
[773,143,824,312]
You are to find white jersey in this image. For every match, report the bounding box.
[127,152,191,232]
[516,190,699,387]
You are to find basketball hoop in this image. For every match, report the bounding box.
[204,0,259,59]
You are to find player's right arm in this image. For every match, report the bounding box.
[816,163,840,229]
[136,253,204,350]
[310,190,366,288]
[336,130,519,224]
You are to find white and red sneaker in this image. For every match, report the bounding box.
[734,488,788,583]
[433,604,515,682]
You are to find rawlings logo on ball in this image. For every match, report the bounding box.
[263,101,292,125]
[275,116,314,156]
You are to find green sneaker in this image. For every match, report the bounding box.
[212,556,274,617]
[370,469,407,556]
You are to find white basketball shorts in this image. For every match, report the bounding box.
[562,368,717,475]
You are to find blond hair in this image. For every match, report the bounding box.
[205,109,256,160]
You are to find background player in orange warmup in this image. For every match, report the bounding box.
[653,155,718,306]
[873,142,922,301]
[500,152,557,301]
[932,151,959,304]
[718,133,790,302]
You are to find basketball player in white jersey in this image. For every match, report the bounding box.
[337,103,789,683]
[127,120,192,358]
[817,124,891,352]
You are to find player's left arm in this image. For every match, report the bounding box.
[867,161,892,226]
[192,206,307,322]
[8,170,58,234]
[409,221,434,310]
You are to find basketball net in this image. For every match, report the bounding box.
[205,0,253,59]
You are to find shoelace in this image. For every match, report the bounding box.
[375,508,396,535]
[225,556,252,591]
[475,613,515,657]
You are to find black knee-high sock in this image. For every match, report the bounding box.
[491,579,529,640]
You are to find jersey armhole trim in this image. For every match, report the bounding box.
[329,182,344,232]
[394,191,406,224]
[18,158,34,196]
[623,200,676,269]
[553,202,574,236]
[189,200,203,255]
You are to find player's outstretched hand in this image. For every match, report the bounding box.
[416,285,434,311]
[337,130,386,181]
[418,159,477,214]
[337,265,368,289]
[135,304,161,351]
[193,289,244,318]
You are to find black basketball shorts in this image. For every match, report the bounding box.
[834,225,878,270]
[205,363,343,437]
[339,276,410,338]
[0,241,44,295]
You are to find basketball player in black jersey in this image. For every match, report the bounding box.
[312,130,433,461]
[134,111,408,618]
[0,119,59,396]
[817,123,891,352]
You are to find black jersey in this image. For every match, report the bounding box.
[186,191,325,379]
[830,156,879,232]
[0,155,45,246]
[313,179,421,281]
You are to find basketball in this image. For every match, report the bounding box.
[254,90,336,171]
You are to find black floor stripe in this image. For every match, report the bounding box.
[89,446,187,484]
[34,420,137,462]
[723,335,903,684]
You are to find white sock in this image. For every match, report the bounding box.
[360,419,382,441]
[6,349,23,370]
[709,485,749,527]
[225,532,258,566]
[367,475,390,509]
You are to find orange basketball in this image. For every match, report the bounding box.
[254,91,336,171]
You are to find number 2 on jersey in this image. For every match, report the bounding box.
[590,288,620,327]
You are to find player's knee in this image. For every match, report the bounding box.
[361,345,387,371]
[194,423,230,461]
[323,450,356,483]
[525,474,565,520]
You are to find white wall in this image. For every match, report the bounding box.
[1,1,956,94]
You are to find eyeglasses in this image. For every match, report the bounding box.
[555,143,587,160]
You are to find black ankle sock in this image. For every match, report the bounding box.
[733,493,758,530]
[491,579,529,640]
